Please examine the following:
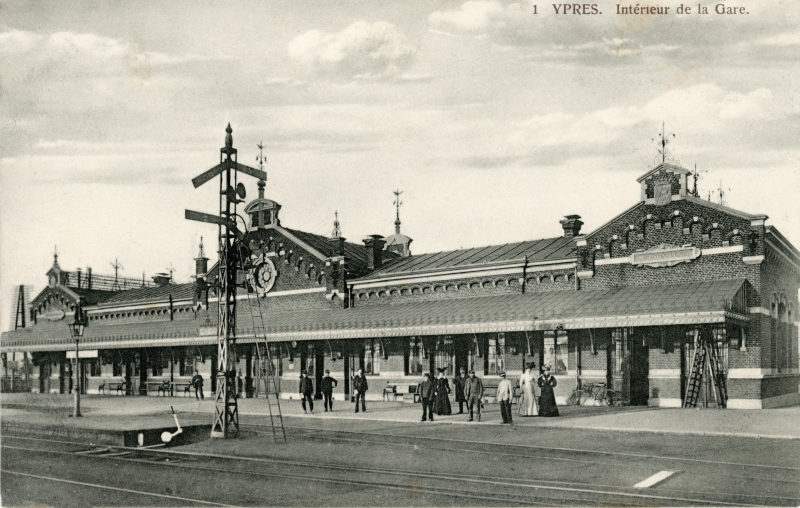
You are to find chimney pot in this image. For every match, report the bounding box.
[363,235,386,270]
[560,214,584,239]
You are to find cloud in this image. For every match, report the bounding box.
[288,21,416,79]
[439,83,797,171]
[428,0,800,65]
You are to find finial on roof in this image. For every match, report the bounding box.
[199,236,205,258]
[53,246,59,267]
[393,189,403,234]
[225,123,233,149]
[652,121,677,166]
[332,210,341,238]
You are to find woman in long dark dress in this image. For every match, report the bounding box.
[537,365,559,417]
[433,369,452,415]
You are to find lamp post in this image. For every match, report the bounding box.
[69,311,86,418]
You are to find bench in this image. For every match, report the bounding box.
[172,382,193,397]
[109,382,126,395]
[382,384,399,401]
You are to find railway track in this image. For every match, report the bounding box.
[4,434,799,506]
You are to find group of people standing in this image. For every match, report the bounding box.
[298,363,559,422]
[298,368,369,414]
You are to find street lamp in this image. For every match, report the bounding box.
[68,309,86,418]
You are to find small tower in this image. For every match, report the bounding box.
[384,190,413,257]
[195,237,209,278]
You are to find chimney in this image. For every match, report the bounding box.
[76,268,82,289]
[328,236,346,257]
[559,215,584,239]
[152,273,172,287]
[363,235,386,270]
[87,267,93,289]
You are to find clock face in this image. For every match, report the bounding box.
[249,256,277,296]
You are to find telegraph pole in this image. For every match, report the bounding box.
[185,124,266,438]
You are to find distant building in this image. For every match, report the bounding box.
[2,162,798,409]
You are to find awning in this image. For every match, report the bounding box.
[1,279,748,351]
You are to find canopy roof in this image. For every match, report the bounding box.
[2,279,748,352]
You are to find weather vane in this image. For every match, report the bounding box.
[652,122,678,166]
[332,210,341,238]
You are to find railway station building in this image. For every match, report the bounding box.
[2,162,799,409]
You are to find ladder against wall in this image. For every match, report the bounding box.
[255,342,286,443]
[683,329,728,408]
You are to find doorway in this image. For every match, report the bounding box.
[629,329,650,406]
[314,346,324,400]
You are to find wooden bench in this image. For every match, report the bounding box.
[109,382,126,395]
[172,382,193,397]
[382,384,399,401]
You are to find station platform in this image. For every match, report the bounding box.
[2,393,800,445]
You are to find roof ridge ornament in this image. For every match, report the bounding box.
[652,121,679,167]
[332,210,341,238]
[393,189,403,234]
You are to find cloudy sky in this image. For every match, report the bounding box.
[1,0,799,329]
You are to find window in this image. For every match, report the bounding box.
[434,336,455,376]
[179,349,199,377]
[486,333,505,375]
[88,358,101,377]
[544,331,568,375]
[151,351,168,377]
[364,339,381,375]
[112,358,123,377]
[406,337,424,375]
[301,343,315,377]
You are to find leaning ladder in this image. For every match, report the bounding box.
[255,342,287,443]
[683,330,727,408]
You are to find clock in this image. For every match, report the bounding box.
[249,255,277,296]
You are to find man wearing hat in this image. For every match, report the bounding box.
[417,372,435,421]
[463,369,484,422]
[496,371,513,424]
[299,369,314,414]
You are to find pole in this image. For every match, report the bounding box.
[74,339,82,417]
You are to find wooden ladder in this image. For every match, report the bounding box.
[255,343,287,443]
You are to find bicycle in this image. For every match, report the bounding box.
[567,382,624,406]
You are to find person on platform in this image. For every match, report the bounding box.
[417,372,435,422]
[518,362,538,416]
[433,368,452,416]
[353,368,368,413]
[537,364,559,417]
[299,369,314,414]
[463,369,484,422]
[496,371,513,424]
[191,371,204,400]
[453,367,467,414]
[321,369,338,412]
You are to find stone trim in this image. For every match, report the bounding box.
[648,369,681,379]
[765,239,800,272]
[647,397,682,408]
[742,255,765,265]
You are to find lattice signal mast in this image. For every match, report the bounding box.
[185,124,267,438]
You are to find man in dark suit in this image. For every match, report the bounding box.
[299,370,314,414]
[191,371,204,400]
[320,369,338,412]
[464,369,484,422]
[353,368,368,413]
[417,372,435,422]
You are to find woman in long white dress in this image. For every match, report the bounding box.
[518,363,538,416]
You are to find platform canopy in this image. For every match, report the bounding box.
[1,279,749,352]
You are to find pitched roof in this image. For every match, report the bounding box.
[283,227,399,272]
[357,236,576,280]
[95,283,195,307]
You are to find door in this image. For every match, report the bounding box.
[314,346,324,400]
[454,337,470,375]
[629,330,650,406]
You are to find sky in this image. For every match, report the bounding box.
[1,0,799,330]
